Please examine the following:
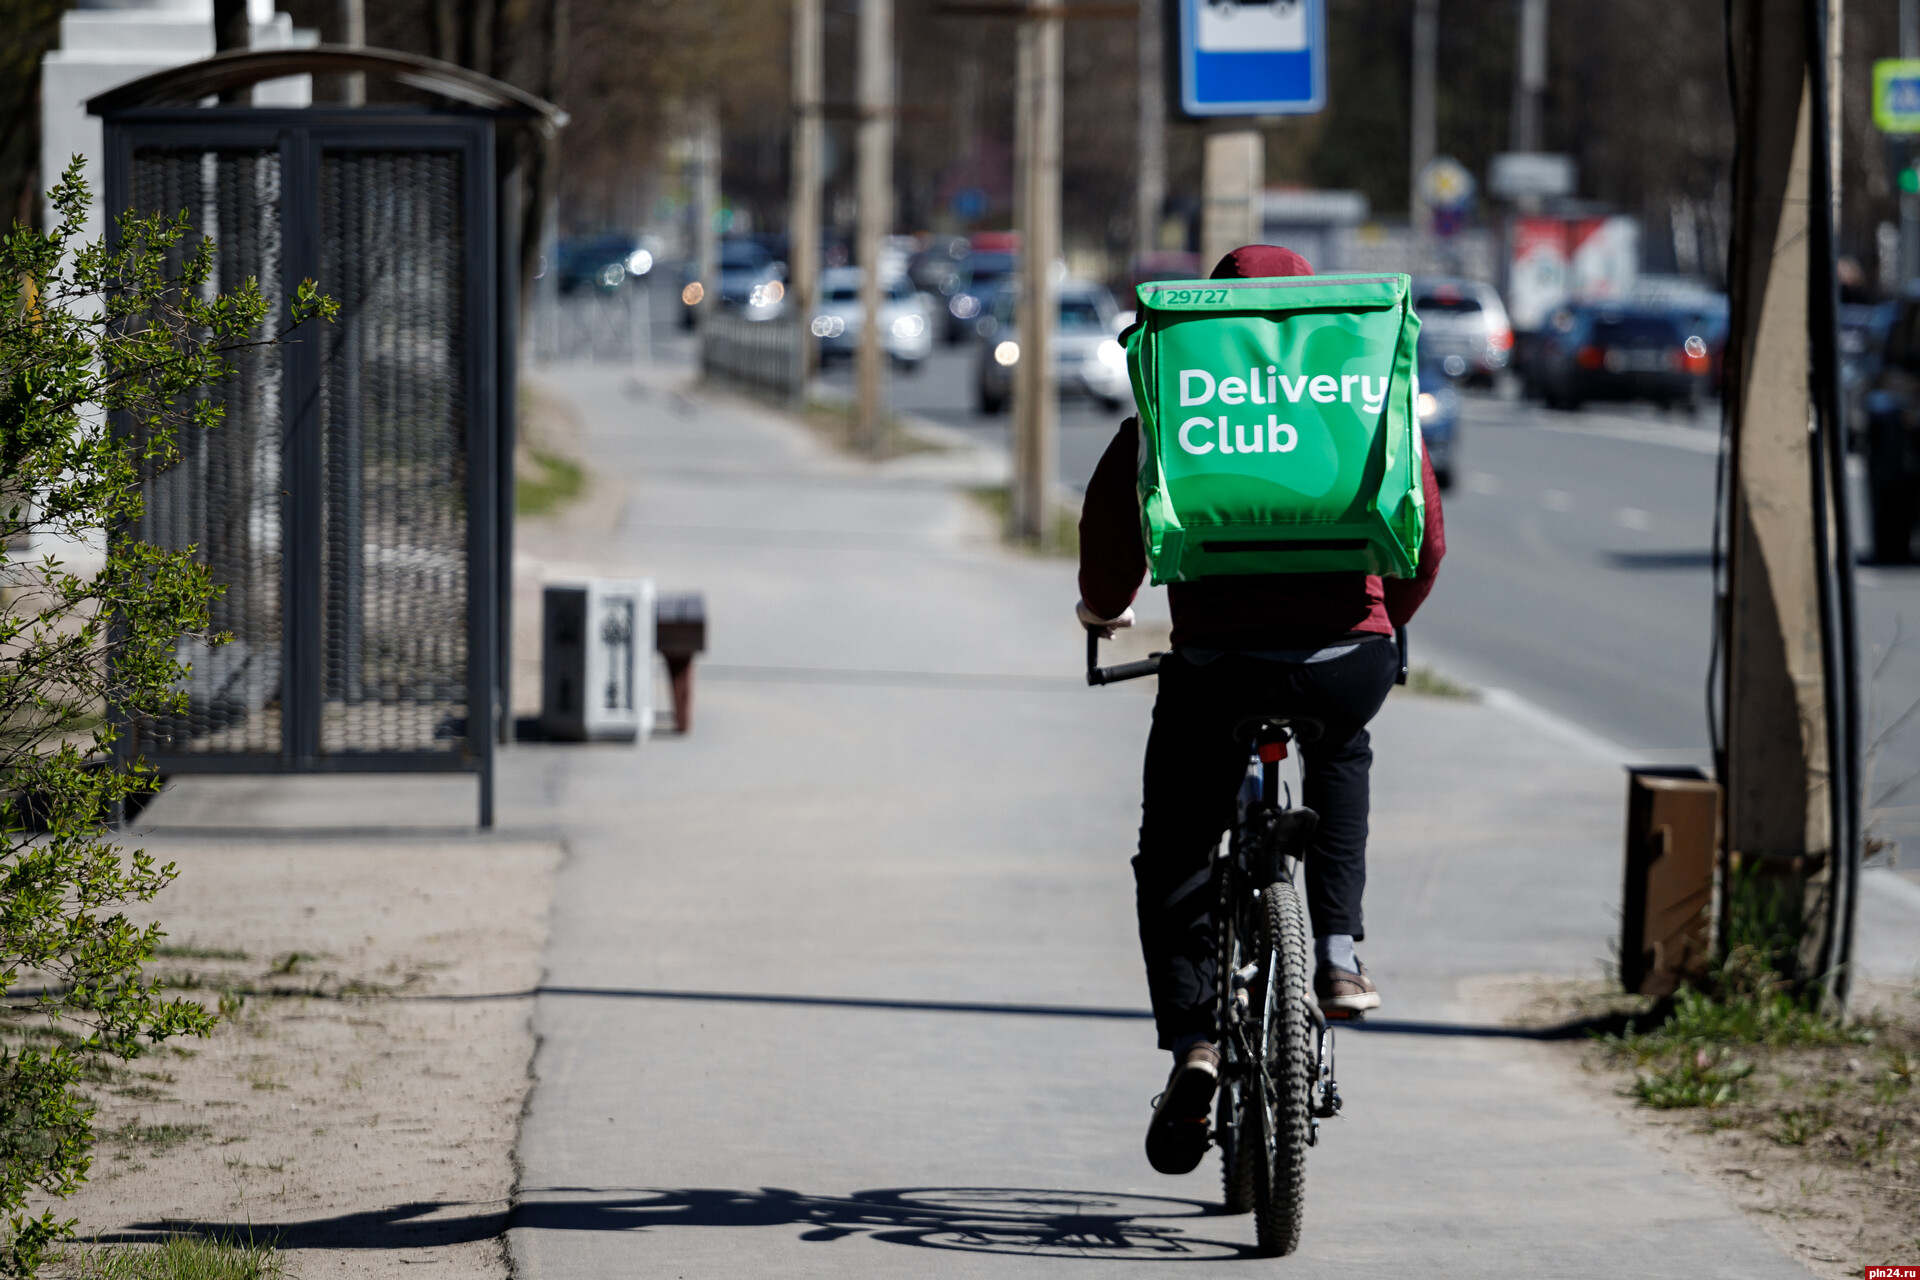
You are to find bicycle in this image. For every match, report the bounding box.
[1086,629,1374,1256]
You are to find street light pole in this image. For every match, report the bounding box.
[1012,0,1062,541]
[790,0,823,380]
[856,0,895,453]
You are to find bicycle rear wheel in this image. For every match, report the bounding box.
[1252,879,1313,1256]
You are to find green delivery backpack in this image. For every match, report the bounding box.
[1124,273,1425,582]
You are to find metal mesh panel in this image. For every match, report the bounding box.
[317,152,469,754]
[130,149,285,755]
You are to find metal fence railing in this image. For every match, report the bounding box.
[700,311,805,407]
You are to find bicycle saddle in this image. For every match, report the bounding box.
[1231,714,1325,746]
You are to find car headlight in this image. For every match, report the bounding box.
[682,282,705,306]
[890,313,926,339]
[626,249,653,276]
[749,280,785,309]
[1416,391,1440,421]
[596,263,625,289]
[1096,339,1126,370]
[810,315,845,338]
[993,340,1020,367]
[950,295,980,319]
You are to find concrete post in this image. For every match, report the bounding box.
[856,0,894,452]
[1721,0,1859,1004]
[1200,128,1262,272]
[1012,0,1062,541]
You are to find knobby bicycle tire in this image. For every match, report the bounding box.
[1253,879,1313,1256]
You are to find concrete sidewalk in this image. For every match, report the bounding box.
[499,363,1896,1276]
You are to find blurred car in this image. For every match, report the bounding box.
[1411,277,1513,386]
[556,233,655,294]
[809,267,932,369]
[1127,250,1205,309]
[679,237,788,327]
[940,251,1018,344]
[1415,359,1461,492]
[1526,305,1708,413]
[973,280,1129,415]
[1862,295,1920,561]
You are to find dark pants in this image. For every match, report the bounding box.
[1132,640,1399,1049]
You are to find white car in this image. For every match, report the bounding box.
[1410,277,1513,386]
[810,268,932,370]
[973,280,1131,414]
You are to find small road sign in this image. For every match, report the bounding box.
[1175,0,1325,119]
[1875,59,1920,133]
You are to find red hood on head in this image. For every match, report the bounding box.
[1209,245,1314,280]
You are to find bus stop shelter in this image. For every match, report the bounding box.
[92,49,565,826]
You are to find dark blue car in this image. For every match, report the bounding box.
[1415,353,1462,492]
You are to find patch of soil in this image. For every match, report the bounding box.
[1465,974,1920,1278]
[43,837,561,1277]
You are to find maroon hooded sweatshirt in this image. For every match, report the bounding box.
[1078,245,1446,649]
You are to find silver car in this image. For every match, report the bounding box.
[810,267,933,369]
[974,281,1131,415]
[1411,277,1513,386]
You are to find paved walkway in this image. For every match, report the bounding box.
[499,362,1910,1276]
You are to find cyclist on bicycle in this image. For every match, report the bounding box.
[1077,244,1446,1175]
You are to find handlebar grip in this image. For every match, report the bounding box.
[1087,654,1164,686]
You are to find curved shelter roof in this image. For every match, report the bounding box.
[87,46,568,137]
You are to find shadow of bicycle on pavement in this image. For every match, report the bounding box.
[511,1185,1255,1260]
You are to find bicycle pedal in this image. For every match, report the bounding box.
[1322,1008,1365,1023]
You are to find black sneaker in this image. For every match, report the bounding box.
[1144,1042,1220,1175]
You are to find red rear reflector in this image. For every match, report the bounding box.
[1258,741,1288,763]
[1577,345,1604,370]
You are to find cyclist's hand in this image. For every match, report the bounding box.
[1077,600,1135,639]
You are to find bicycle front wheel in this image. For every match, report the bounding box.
[1252,879,1313,1256]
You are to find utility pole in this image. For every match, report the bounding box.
[340,0,366,105]
[790,0,824,378]
[1135,0,1166,262]
[1200,128,1262,271]
[690,103,721,329]
[1720,0,1859,1007]
[1011,0,1062,540]
[1409,0,1437,271]
[855,0,895,452]
[1509,0,1546,154]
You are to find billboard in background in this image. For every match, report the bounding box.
[1508,215,1640,331]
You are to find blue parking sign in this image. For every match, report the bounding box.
[1176,0,1325,118]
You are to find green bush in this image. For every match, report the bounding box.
[0,162,332,1276]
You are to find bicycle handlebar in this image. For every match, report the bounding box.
[1086,625,1411,687]
[1085,628,1164,686]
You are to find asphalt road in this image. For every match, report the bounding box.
[816,340,1920,850]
